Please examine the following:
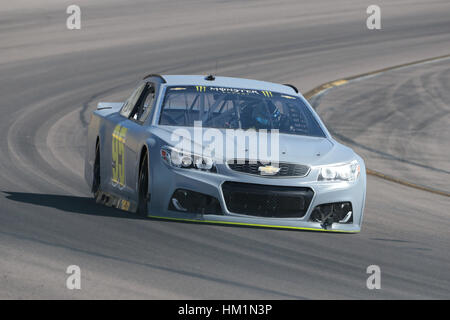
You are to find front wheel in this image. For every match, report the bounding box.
[137,153,150,216]
[92,141,101,196]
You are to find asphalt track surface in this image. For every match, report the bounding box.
[0,0,449,299]
[315,57,450,195]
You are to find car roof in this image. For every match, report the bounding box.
[158,75,299,95]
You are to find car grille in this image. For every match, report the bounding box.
[222,182,314,218]
[227,160,310,177]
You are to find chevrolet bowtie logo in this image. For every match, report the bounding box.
[258,165,280,176]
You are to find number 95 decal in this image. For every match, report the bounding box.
[112,125,128,188]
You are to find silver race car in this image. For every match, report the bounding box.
[85,74,366,232]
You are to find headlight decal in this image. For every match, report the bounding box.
[161,146,216,172]
[318,160,360,182]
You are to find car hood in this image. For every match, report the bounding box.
[151,126,355,166]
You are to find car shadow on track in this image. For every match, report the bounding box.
[2,191,144,220]
[2,191,349,234]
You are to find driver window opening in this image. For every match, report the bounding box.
[129,84,155,123]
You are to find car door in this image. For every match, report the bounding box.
[104,82,156,203]
[103,83,146,200]
[120,82,157,197]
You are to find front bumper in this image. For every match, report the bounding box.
[148,160,366,233]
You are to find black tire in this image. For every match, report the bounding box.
[92,141,101,196]
[137,152,149,216]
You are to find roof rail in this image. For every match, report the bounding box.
[142,74,166,83]
[283,83,298,93]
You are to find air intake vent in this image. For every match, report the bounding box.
[222,182,314,218]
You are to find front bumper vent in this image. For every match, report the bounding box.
[222,182,314,218]
[309,202,353,229]
[169,189,223,215]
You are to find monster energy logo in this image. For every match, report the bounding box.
[209,87,260,95]
[194,86,273,96]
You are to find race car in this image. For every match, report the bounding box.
[84,74,366,232]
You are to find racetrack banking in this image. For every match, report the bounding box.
[303,54,450,198]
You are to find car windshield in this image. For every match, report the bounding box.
[159,85,326,137]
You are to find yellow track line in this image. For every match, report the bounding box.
[304,53,450,100]
[366,169,450,197]
[303,54,450,198]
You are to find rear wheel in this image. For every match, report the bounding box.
[137,152,149,216]
[92,141,101,196]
